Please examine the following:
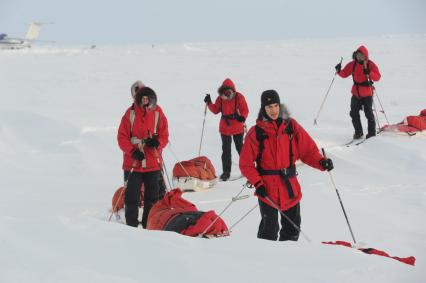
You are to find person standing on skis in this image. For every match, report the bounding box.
[239,90,333,241]
[335,45,381,139]
[204,78,249,181]
[117,86,169,228]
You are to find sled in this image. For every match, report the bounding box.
[381,109,426,135]
[172,156,218,192]
[147,188,229,237]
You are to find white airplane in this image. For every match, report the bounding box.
[0,22,50,50]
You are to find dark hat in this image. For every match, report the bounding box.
[261,90,280,108]
[135,86,157,108]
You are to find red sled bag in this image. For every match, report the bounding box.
[147,189,228,237]
[405,114,426,130]
[172,156,218,191]
[381,109,426,134]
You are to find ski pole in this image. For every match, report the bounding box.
[314,57,343,125]
[321,148,357,245]
[159,152,172,191]
[198,183,248,237]
[364,71,389,128]
[109,167,134,221]
[228,203,259,232]
[373,87,389,125]
[148,130,169,192]
[264,196,312,242]
[198,100,208,156]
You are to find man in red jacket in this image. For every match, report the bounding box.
[239,90,333,241]
[117,86,169,228]
[335,45,381,139]
[204,78,249,181]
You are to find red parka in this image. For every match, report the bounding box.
[337,45,381,98]
[208,78,249,136]
[239,118,324,211]
[117,103,169,173]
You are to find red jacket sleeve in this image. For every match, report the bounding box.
[117,112,134,155]
[293,120,324,171]
[207,96,222,114]
[337,61,355,78]
[237,94,249,119]
[239,128,264,188]
[368,60,381,82]
[156,111,169,150]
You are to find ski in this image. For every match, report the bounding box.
[355,138,367,146]
[344,139,356,147]
[345,139,364,147]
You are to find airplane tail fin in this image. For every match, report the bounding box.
[25,22,42,41]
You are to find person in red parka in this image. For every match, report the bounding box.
[117,86,169,228]
[335,45,381,139]
[204,78,249,181]
[127,81,167,197]
[239,90,333,241]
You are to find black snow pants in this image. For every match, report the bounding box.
[350,95,376,136]
[257,199,301,241]
[123,170,162,228]
[220,133,244,174]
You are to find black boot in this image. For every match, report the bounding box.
[353,132,364,139]
[220,172,230,181]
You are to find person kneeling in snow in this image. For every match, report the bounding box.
[204,78,249,181]
[117,86,169,228]
[239,90,333,241]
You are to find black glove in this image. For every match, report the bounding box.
[145,137,160,148]
[255,185,267,198]
[234,114,246,122]
[131,149,145,161]
[335,62,342,72]
[204,94,212,104]
[319,158,334,171]
[363,68,370,75]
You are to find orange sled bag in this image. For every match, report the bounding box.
[172,156,218,192]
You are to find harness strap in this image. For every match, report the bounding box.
[352,61,372,98]
[258,166,296,199]
[258,166,296,177]
[153,111,160,135]
[130,106,135,135]
[220,93,239,126]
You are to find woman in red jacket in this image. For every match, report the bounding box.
[335,45,381,139]
[204,78,249,181]
[239,90,333,241]
[117,86,169,228]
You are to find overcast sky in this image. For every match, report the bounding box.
[1,0,425,45]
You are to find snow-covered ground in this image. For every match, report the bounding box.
[0,35,425,283]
